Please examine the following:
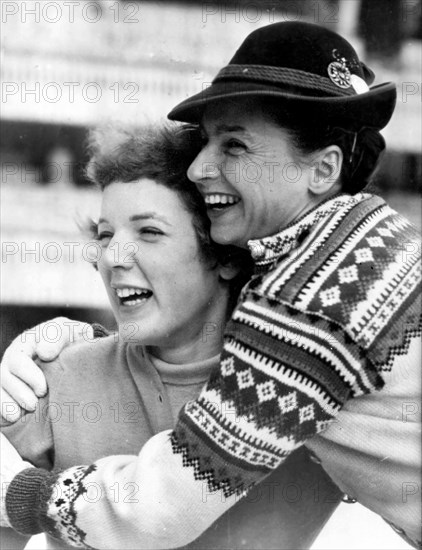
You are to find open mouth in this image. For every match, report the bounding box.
[114,287,153,307]
[204,193,240,211]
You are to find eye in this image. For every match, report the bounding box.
[96,231,113,246]
[138,227,164,241]
[226,139,246,155]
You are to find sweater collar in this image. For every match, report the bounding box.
[141,347,220,386]
[247,193,359,267]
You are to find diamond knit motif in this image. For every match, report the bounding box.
[338,265,359,284]
[211,349,334,440]
[256,380,277,402]
[237,368,255,389]
[221,356,235,376]
[278,391,298,413]
[366,236,385,248]
[319,286,341,307]
[171,194,420,503]
[354,247,374,263]
[310,220,403,326]
[299,404,315,424]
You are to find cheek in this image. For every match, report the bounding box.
[176,261,217,301]
[151,257,192,296]
[98,264,109,286]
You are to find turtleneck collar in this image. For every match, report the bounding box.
[133,346,220,386]
[247,193,360,268]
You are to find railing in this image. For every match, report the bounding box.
[1,51,213,125]
[1,185,110,307]
[2,2,420,150]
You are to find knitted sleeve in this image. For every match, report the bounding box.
[4,301,370,549]
[171,295,381,494]
[5,431,238,549]
[5,240,420,548]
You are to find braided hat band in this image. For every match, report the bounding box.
[214,65,369,98]
[214,65,351,97]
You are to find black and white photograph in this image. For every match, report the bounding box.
[1,1,421,549]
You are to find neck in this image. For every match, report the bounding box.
[146,289,229,364]
[283,190,343,232]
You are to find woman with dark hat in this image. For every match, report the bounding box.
[1,22,421,549]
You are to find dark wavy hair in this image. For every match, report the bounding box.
[261,100,386,194]
[85,123,252,304]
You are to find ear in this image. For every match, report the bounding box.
[218,262,241,282]
[308,145,343,195]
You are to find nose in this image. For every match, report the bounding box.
[100,234,137,271]
[187,145,220,185]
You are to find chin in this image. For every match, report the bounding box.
[211,228,236,245]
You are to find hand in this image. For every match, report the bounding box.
[1,317,93,424]
[0,433,34,527]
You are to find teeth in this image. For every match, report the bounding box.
[123,298,145,306]
[204,194,239,206]
[115,288,149,298]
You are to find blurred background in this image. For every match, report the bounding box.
[0,2,421,547]
[1,0,421,346]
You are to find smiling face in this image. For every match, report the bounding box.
[187,98,318,248]
[96,178,231,363]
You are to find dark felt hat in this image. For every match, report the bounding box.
[168,22,396,130]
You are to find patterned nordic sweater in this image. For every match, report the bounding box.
[5,193,422,549]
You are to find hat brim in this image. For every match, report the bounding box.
[168,81,396,130]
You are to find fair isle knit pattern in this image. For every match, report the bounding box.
[4,193,421,547]
[45,466,97,548]
[172,193,421,496]
[6,465,96,547]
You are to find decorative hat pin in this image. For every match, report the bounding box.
[328,49,370,94]
[327,49,353,89]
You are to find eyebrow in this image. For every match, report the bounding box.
[217,124,248,133]
[98,213,171,226]
[201,123,252,137]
